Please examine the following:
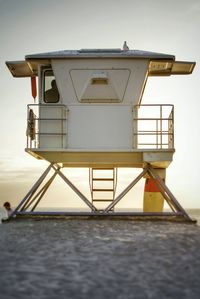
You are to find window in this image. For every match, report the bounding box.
[44,70,59,103]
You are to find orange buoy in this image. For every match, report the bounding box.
[143,178,164,212]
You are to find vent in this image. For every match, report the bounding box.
[70,69,130,103]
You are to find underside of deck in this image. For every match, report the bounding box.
[25,149,175,168]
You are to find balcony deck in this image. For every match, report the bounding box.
[26,103,174,168]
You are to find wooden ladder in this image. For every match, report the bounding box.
[89,168,117,211]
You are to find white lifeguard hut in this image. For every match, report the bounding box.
[6,44,196,221]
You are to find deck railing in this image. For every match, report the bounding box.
[133,104,174,149]
[26,103,174,151]
[26,104,67,149]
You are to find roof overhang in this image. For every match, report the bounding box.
[5,49,195,78]
[25,49,175,60]
[5,60,50,78]
[149,60,196,76]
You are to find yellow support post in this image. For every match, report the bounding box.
[143,169,165,212]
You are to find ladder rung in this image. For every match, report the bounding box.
[93,189,114,192]
[90,167,116,207]
[92,199,114,202]
[93,178,114,181]
[92,168,114,170]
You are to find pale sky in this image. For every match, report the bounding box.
[0,0,200,209]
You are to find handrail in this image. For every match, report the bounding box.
[133,104,174,149]
[26,104,68,149]
[27,103,174,151]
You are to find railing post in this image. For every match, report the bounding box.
[156,119,158,149]
[133,105,138,149]
[172,106,174,148]
[160,105,162,149]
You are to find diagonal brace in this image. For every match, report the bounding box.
[30,169,59,211]
[147,165,192,221]
[52,164,97,211]
[21,167,60,211]
[104,167,148,212]
[9,163,53,218]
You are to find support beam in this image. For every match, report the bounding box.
[22,169,59,211]
[7,163,194,223]
[14,211,184,217]
[31,170,59,211]
[144,173,176,213]
[52,164,97,211]
[9,163,53,218]
[147,165,192,221]
[104,167,148,212]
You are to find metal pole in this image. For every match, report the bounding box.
[105,167,148,212]
[9,163,53,218]
[24,169,59,211]
[133,105,138,149]
[147,165,192,221]
[31,170,58,211]
[146,169,177,213]
[172,106,174,148]
[53,164,97,211]
[20,164,54,212]
[21,178,51,211]
[160,105,163,149]
[22,181,49,211]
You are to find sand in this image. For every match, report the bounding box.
[0,218,200,299]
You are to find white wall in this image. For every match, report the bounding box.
[38,58,148,150]
[52,58,148,105]
[67,105,132,150]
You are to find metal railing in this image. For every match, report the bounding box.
[26,103,174,151]
[133,104,174,149]
[26,104,67,149]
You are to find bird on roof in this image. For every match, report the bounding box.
[123,41,129,51]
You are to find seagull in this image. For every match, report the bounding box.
[123,41,129,51]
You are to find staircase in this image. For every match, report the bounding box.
[89,168,117,211]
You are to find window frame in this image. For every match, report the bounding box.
[42,68,60,104]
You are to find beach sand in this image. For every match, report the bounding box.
[0,215,200,299]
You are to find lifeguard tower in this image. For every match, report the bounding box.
[6,44,196,221]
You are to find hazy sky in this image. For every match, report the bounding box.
[0,0,200,209]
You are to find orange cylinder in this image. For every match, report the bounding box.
[31,77,37,99]
[143,178,164,212]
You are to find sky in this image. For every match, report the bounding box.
[0,0,200,210]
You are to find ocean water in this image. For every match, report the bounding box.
[0,209,200,299]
